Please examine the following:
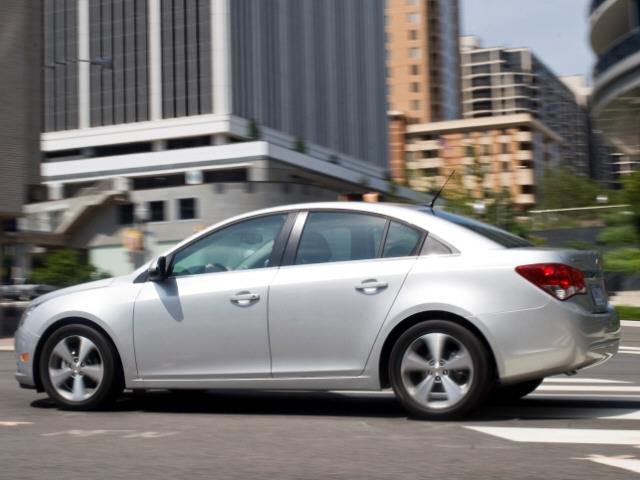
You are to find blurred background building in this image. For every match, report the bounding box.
[590,0,640,180]
[0,2,42,283]
[20,0,417,277]
[385,0,461,181]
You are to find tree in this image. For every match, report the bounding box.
[622,170,640,235]
[29,249,109,288]
[539,167,601,209]
[293,137,307,154]
[247,119,262,140]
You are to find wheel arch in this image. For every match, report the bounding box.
[377,310,498,389]
[32,317,125,392]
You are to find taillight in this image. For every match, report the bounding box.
[515,263,586,301]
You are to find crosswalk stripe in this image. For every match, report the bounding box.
[543,377,631,384]
[578,455,640,475]
[620,345,640,351]
[465,426,640,445]
[537,385,640,392]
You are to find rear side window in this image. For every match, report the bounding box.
[295,212,386,265]
[383,222,422,258]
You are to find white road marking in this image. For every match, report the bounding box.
[618,350,640,356]
[620,346,640,351]
[577,455,640,475]
[543,377,631,384]
[0,421,32,427]
[42,429,177,438]
[0,345,14,352]
[530,393,640,401]
[465,426,640,446]
[537,385,640,392]
[622,321,640,327]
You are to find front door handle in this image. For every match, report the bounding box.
[355,280,388,295]
[230,291,260,307]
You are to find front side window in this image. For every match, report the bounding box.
[294,212,386,266]
[171,214,287,277]
[383,222,422,258]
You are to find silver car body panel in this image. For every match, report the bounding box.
[15,202,620,391]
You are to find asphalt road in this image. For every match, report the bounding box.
[1,324,640,479]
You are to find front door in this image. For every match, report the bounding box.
[133,213,289,380]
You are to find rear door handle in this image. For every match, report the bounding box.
[230,291,260,307]
[355,280,388,295]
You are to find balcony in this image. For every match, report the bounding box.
[594,29,640,77]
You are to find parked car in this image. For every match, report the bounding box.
[1,284,56,302]
[14,202,620,419]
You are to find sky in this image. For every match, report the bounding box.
[461,0,595,82]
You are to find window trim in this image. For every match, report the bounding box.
[160,211,297,280]
[281,209,428,267]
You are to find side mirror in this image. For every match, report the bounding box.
[148,256,168,282]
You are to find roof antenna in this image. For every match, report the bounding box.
[428,170,455,210]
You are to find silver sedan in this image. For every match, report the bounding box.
[14,202,620,419]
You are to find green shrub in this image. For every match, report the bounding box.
[616,306,640,320]
[597,225,639,246]
[564,240,593,250]
[604,247,640,274]
[29,249,109,288]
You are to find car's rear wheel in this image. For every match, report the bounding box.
[389,320,492,420]
[490,378,543,403]
[40,324,122,410]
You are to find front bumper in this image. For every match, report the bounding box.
[14,326,40,389]
[476,302,620,384]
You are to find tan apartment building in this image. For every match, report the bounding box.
[385,0,461,181]
[400,114,563,208]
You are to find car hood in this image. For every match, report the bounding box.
[32,278,115,306]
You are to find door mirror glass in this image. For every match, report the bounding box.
[148,256,168,281]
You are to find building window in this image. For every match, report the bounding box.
[521,185,535,194]
[410,65,420,75]
[178,198,197,220]
[501,143,509,154]
[411,82,420,93]
[148,201,166,222]
[407,13,419,23]
[411,100,421,111]
[409,30,418,40]
[519,141,532,151]
[407,0,418,4]
[409,48,421,59]
[117,204,134,225]
[465,145,475,157]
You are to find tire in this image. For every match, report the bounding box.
[39,324,123,410]
[490,378,543,403]
[389,320,492,420]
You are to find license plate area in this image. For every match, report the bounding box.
[590,284,607,310]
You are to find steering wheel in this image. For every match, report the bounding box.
[204,263,229,273]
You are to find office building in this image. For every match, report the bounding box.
[590,0,640,179]
[0,2,41,282]
[460,36,590,176]
[23,0,415,277]
[399,113,563,208]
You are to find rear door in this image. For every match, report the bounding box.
[267,211,424,377]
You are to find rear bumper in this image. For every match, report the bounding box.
[475,302,620,384]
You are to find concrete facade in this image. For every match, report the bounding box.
[0,2,41,219]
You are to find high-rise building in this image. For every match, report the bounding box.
[460,36,590,176]
[385,0,461,182]
[0,1,41,282]
[590,0,640,179]
[385,0,461,124]
[399,113,562,208]
[23,0,411,277]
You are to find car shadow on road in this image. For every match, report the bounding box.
[31,390,409,419]
[31,391,640,421]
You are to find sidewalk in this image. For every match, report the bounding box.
[0,338,14,352]
[610,291,640,307]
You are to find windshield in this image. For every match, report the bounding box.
[418,208,533,249]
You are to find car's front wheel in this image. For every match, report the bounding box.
[389,320,492,420]
[40,324,122,410]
